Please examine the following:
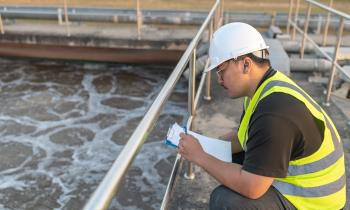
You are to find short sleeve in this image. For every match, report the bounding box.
[241,92,322,178]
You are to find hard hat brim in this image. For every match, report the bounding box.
[203,46,269,73]
[203,58,230,73]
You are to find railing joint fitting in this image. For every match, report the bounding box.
[184,173,195,180]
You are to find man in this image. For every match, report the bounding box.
[175,22,346,210]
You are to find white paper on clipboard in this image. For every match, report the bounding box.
[166,123,232,162]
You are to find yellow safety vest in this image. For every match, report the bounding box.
[237,71,346,210]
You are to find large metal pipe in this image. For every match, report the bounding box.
[290,58,332,72]
[0,6,345,20]
[281,41,314,53]
[1,6,350,30]
[183,55,208,79]
[289,19,350,80]
[195,42,209,58]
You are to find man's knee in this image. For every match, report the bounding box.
[210,185,224,209]
[210,185,240,210]
[210,186,298,210]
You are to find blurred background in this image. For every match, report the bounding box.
[1,0,349,12]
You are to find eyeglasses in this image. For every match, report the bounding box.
[214,58,245,78]
[214,60,232,79]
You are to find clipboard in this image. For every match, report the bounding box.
[164,123,232,162]
[164,124,179,148]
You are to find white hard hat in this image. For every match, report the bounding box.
[204,22,269,73]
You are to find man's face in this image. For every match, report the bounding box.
[216,59,247,99]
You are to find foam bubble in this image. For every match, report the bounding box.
[0,59,188,209]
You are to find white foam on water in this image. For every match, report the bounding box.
[0,59,188,209]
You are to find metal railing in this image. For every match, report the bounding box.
[2,5,350,36]
[136,0,141,40]
[83,0,224,209]
[0,12,4,34]
[286,0,350,106]
[0,0,143,38]
[63,0,70,37]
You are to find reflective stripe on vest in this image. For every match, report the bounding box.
[273,172,346,197]
[238,71,346,209]
[244,97,251,112]
[243,80,343,176]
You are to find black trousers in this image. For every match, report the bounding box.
[209,152,297,210]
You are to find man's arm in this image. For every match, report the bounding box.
[176,133,274,199]
[220,130,244,154]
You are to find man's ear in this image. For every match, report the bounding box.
[243,57,252,74]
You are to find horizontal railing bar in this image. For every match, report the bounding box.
[1,11,347,20]
[83,1,220,210]
[3,5,346,18]
[289,20,350,80]
[0,5,322,15]
[305,0,350,21]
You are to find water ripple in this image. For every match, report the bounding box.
[0,58,188,210]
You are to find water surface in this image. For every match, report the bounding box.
[0,58,187,210]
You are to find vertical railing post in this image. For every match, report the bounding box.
[63,0,70,37]
[322,0,333,46]
[225,11,229,25]
[0,13,4,34]
[286,0,294,34]
[57,8,63,25]
[137,0,141,40]
[291,0,300,41]
[185,48,196,180]
[204,19,213,101]
[300,3,311,59]
[217,1,221,21]
[214,6,219,31]
[324,17,345,106]
[316,14,322,34]
[221,0,224,21]
[270,11,277,26]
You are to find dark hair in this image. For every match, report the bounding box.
[234,50,271,68]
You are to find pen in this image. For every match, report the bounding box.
[184,125,187,135]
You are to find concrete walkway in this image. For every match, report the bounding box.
[168,71,350,209]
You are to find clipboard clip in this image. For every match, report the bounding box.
[165,124,178,148]
[167,126,174,139]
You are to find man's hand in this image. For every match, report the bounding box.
[175,132,205,164]
[175,131,274,199]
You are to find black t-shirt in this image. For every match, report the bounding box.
[239,68,324,178]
